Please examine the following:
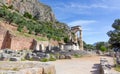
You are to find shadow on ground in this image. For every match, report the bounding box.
[91,64,100,74]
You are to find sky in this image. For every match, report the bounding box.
[40,0,120,44]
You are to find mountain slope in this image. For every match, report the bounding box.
[0,0,56,22]
[0,0,70,41]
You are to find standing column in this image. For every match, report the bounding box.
[79,29,83,50]
[7,0,11,5]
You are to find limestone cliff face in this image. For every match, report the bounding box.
[0,0,56,22]
[0,0,70,33]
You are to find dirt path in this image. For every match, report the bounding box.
[48,56,114,74]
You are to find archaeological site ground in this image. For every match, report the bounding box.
[0,0,120,74]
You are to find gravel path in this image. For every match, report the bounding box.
[48,56,119,74]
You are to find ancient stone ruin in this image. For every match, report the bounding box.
[61,26,84,50]
[0,61,56,74]
[71,26,83,50]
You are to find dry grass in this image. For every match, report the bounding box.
[115,65,120,72]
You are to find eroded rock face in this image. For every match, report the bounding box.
[0,0,56,22]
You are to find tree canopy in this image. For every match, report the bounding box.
[107,19,120,49]
[83,41,95,50]
[94,41,109,52]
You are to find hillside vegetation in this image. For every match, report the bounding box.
[0,4,69,41]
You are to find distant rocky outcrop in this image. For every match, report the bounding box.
[0,0,56,22]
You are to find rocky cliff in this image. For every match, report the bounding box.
[0,0,56,22]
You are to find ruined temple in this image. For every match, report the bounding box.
[71,26,83,50]
[61,26,84,50]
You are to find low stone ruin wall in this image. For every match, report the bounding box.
[0,61,55,74]
[100,58,111,74]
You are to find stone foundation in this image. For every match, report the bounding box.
[64,44,79,50]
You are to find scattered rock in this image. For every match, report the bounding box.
[9,57,21,61]
[59,55,65,59]
[100,58,111,74]
[65,55,72,59]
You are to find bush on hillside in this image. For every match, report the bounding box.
[0,7,68,41]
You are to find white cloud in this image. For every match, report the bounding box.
[68,20,97,27]
[69,3,109,9]
[53,1,120,16]
[48,0,120,21]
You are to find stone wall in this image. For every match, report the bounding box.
[0,34,4,49]
[0,23,7,49]
[0,21,59,50]
[0,31,59,50]
[11,36,34,50]
[64,44,80,50]
[0,30,34,50]
[0,30,59,50]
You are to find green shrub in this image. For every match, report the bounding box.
[23,12,32,19]
[74,54,82,58]
[21,58,26,61]
[12,68,19,71]
[1,4,8,9]
[8,5,13,9]
[0,8,68,41]
[49,54,56,61]
[40,58,48,62]
[64,36,69,43]
[115,65,120,72]
[100,46,107,52]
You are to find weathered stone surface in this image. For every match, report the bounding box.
[0,61,56,74]
[25,52,34,60]
[0,53,10,61]
[43,65,55,74]
[116,57,120,65]
[0,25,35,50]
[70,26,83,50]
[100,58,111,74]
[65,55,72,59]
[32,56,41,61]
[36,52,46,58]
[17,68,43,74]
[9,57,21,61]
[45,54,50,59]
[59,55,65,59]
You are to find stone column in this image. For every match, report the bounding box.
[7,0,11,5]
[79,29,83,50]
